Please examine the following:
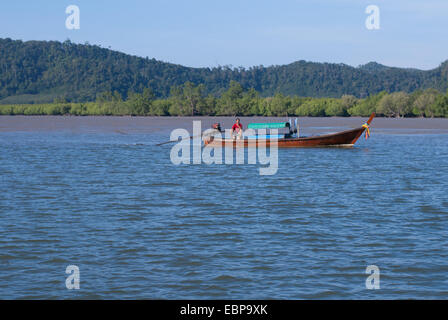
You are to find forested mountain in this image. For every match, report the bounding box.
[1,38,447,104]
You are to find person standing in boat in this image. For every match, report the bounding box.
[231,118,243,140]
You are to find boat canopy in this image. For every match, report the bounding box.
[247,122,290,129]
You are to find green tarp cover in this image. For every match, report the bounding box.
[247,122,290,129]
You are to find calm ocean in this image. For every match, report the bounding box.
[1,116,447,299]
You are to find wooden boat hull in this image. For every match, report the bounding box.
[204,113,375,148]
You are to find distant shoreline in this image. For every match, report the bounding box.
[1,83,447,119]
[1,115,447,134]
[0,113,447,118]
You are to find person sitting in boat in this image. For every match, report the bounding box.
[231,118,243,140]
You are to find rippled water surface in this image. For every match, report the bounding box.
[1,116,448,299]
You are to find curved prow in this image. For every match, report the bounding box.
[367,112,375,125]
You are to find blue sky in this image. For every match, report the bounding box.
[1,0,447,70]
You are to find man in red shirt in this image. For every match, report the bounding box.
[231,118,243,140]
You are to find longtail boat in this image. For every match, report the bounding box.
[204,113,375,148]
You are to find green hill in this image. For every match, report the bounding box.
[1,38,447,104]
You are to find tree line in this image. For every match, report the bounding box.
[1,38,448,104]
[1,81,447,117]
